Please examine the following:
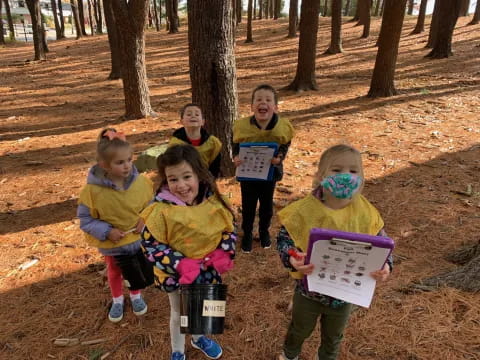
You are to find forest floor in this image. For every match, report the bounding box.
[1,15,480,360]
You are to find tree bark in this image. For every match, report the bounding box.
[187,0,238,177]
[41,20,49,52]
[459,0,469,16]
[285,0,320,92]
[358,0,371,37]
[368,0,407,97]
[426,0,461,59]
[407,0,414,15]
[103,0,121,79]
[78,0,88,35]
[344,0,351,15]
[26,0,46,60]
[166,0,179,33]
[426,0,440,47]
[288,0,298,37]
[0,0,5,45]
[259,0,263,18]
[253,0,256,19]
[246,0,253,42]
[323,0,328,16]
[159,0,162,26]
[468,0,480,24]
[274,0,280,19]
[325,0,343,54]
[350,0,359,21]
[411,0,427,34]
[4,0,15,41]
[268,0,273,18]
[111,0,154,119]
[94,0,103,33]
[87,0,95,35]
[70,0,83,38]
[57,0,65,38]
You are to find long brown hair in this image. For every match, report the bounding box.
[157,144,234,216]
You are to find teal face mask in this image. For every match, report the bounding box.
[321,173,362,199]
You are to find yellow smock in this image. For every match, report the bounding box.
[232,116,294,145]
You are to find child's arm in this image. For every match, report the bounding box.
[77,204,113,241]
[271,141,291,165]
[370,228,393,282]
[209,153,222,178]
[276,226,314,275]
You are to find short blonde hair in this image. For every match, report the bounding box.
[313,144,364,191]
[96,128,131,163]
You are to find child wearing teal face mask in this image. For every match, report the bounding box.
[275,144,393,360]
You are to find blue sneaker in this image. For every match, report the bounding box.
[131,296,148,316]
[108,302,124,323]
[191,336,222,359]
[171,352,186,360]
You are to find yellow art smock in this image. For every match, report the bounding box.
[278,193,384,279]
[78,175,153,249]
[169,135,222,168]
[232,116,294,145]
[142,195,234,259]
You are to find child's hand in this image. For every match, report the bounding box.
[233,156,243,167]
[370,263,391,282]
[271,156,282,165]
[134,218,145,234]
[289,252,314,275]
[108,228,125,243]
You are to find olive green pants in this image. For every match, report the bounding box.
[283,291,353,360]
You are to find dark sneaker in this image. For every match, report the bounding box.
[108,302,124,323]
[241,232,253,253]
[171,352,186,360]
[191,336,222,359]
[131,296,148,316]
[260,232,271,249]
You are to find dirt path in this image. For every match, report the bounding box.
[1,16,479,360]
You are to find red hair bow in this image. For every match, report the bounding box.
[103,130,126,141]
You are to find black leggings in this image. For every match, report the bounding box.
[240,180,276,236]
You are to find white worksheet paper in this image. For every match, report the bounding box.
[235,146,276,180]
[306,239,390,308]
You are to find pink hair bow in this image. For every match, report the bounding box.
[103,130,126,141]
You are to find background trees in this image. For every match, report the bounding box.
[25,0,46,60]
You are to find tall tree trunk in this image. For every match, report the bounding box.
[78,0,88,35]
[368,0,407,97]
[358,0,371,37]
[288,0,298,37]
[344,0,351,15]
[26,0,46,60]
[407,0,414,15]
[246,0,253,42]
[41,19,49,52]
[4,0,15,41]
[57,0,65,38]
[259,0,263,18]
[468,0,480,24]
[237,0,242,23]
[87,0,95,35]
[166,0,179,33]
[426,0,441,48]
[459,0,469,16]
[323,0,328,16]
[70,0,83,38]
[411,0,427,34]
[325,0,343,54]
[0,0,5,45]
[94,0,103,33]
[187,0,238,176]
[426,0,461,59]
[153,0,160,31]
[111,0,154,119]
[274,0,280,19]
[269,0,274,18]
[285,0,320,92]
[374,0,382,16]
[103,0,121,79]
[159,0,162,26]
[148,5,153,28]
[253,0,256,19]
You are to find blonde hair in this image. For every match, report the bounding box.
[96,128,131,163]
[313,144,364,191]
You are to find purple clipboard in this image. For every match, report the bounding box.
[303,228,394,292]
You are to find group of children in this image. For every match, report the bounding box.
[78,84,392,360]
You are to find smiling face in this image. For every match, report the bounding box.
[181,105,204,129]
[251,88,278,126]
[101,146,133,181]
[165,161,200,205]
